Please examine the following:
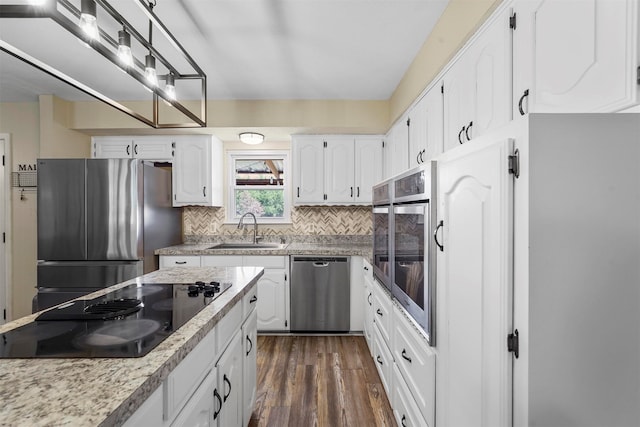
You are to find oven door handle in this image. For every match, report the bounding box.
[434,220,444,252]
[394,205,426,215]
[373,207,390,214]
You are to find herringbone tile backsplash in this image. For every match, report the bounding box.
[183,206,372,237]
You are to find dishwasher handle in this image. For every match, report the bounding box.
[313,262,329,267]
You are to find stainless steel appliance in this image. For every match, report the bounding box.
[290,256,351,332]
[392,162,437,344]
[372,180,392,292]
[35,159,182,311]
[1,281,231,358]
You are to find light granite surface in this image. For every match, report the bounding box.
[0,266,263,427]
[155,241,373,260]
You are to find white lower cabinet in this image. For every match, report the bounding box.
[372,280,392,344]
[242,309,258,424]
[392,364,428,427]
[122,385,165,427]
[362,260,375,355]
[170,370,217,427]
[160,256,201,268]
[216,332,243,427]
[372,319,393,396]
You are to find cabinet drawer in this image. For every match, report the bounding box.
[216,302,242,351]
[392,304,435,426]
[363,259,373,281]
[201,255,243,267]
[164,329,216,422]
[160,256,201,268]
[123,385,164,427]
[243,255,285,268]
[373,320,393,396]
[242,284,258,319]
[373,282,392,344]
[392,364,430,427]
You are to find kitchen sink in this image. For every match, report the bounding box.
[207,242,288,250]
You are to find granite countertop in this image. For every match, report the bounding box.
[155,241,373,259]
[0,266,264,427]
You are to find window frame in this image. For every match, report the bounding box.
[227,150,291,224]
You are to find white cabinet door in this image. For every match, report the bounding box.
[216,332,243,427]
[354,136,383,203]
[513,0,639,114]
[171,370,217,427]
[256,269,287,330]
[324,136,355,203]
[436,137,513,427]
[422,84,444,164]
[92,136,133,158]
[242,309,258,426]
[292,137,324,204]
[408,95,428,168]
[132,136,174,161]
[173,136,223,207]
[393,117,410,176]
[444,8,512,150]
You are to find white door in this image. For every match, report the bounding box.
[324,136,355,203]
[393,117,410,176]
[0,136,6,325]
[443,54,472,151]
[423,84,444,163]
[173,138,211,205]
[256,269,287,330]
[92,136,133,158]
[408,95,428,167]
[354,136,383,203]
[292,137,324,204]
[132,136,174,161]
[436,137,514,427]
[216,332,243,427]
[513,0,639,114]
[242,309,258,425]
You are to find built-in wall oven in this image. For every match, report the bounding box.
[372,180,392,292]
[392,162,437,345]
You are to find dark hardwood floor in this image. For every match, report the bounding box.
[249,335,397,427]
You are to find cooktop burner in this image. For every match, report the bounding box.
[0,281,232,358]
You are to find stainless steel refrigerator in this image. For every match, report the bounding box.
[35,158,182,311]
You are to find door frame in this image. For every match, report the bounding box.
[0,134,12,324]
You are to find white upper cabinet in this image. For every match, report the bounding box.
[324,136,356,203]
[92,136,174,161]
[384,117,409,179]
[444,7,513,151]
[408,84,444,168]
[292,135,383,205]
[512,0,640,114]
[172,135,223,207]
[354,136,384,202]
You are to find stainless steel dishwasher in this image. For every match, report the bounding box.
[290,256,351,332]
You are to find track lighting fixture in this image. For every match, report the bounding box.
[117,28,133,68]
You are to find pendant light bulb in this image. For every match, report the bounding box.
[79,0,99,42]
[117,29,133,68]
[145,54,158,88]
[163,73,176,105]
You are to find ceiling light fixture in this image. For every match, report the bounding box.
[0,0,207,128]
[239,132,265,145]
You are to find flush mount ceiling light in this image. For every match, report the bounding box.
[239,132,265,145]
[0,0,207,128]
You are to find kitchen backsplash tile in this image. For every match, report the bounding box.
[183,206,372,241]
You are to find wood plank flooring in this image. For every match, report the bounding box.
[249,335,397,427]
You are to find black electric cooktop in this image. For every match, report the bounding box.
[0,281,231,358]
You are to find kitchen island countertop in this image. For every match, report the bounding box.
[0,266,263,427]
[155,241,373,259]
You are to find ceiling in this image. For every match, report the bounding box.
[0,0,449,103]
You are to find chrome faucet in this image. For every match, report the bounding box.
[237,212,259,244]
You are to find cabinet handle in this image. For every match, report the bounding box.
[434,220,444,252]
[401,349,412,363]
[134,144,138,155]
[250,295,257,304]
[458,126,465,144]
[126,145,130,155]
[246,335,253,356]
[350,187,353,197]
[376,308,383,317]
[518,89,530,116]
[297,187,300,198]
[465,121,473,141]
[401,414,407,427]
[367,292,372,306]
[376,355,383,365]
[202,186,206,197]
[223,374,231,402]
[357,187,360,198]
[416,151,421,165]
[213,389,222,419]
[175,261,187,265]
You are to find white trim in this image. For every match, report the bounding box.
[0,134,12,324]
[226,150,291,224]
